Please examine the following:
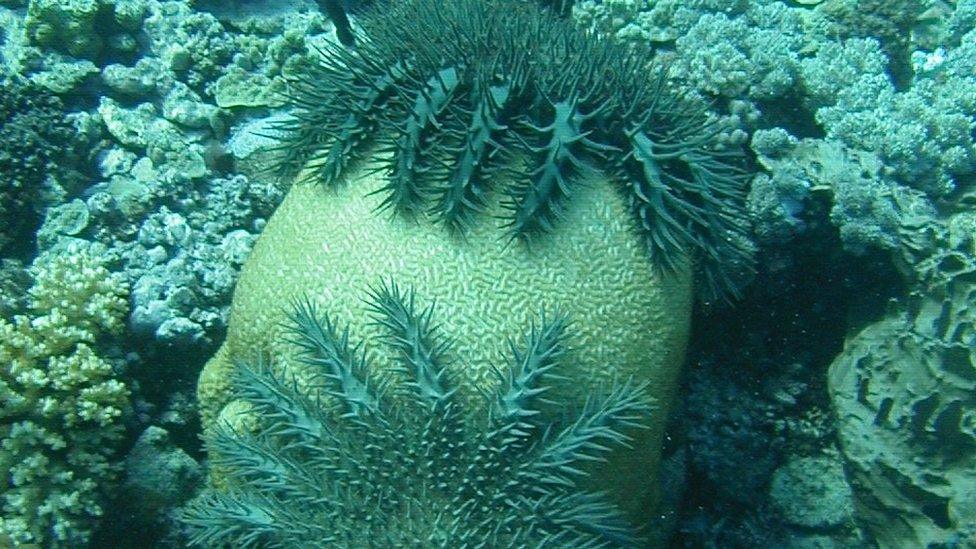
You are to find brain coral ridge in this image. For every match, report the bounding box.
[184,281,653,547]
[274,0,754,300]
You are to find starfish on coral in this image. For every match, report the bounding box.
[183,280,653,547]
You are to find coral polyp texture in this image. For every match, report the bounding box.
[184,282,652,547]
[828,216,976,548]
[274,0,753,299]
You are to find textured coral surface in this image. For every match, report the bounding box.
[275,0,754,300]
[829,217,976,548]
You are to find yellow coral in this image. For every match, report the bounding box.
[0,243,129,548]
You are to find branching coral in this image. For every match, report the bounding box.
[274,0,753,300]
[0,242,129,547]
[184,280,653,547]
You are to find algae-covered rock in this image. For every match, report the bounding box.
[211,65,280,108]
[37,198,90,248]
[97,97,209,182]
[29,58,99,93]
[122,426,202,522]
[225,114,287,180]
[101,59,168,96]
[97,98,174,150]
[162,81,219,129]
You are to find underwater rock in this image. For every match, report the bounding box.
[769,454,854,530]
[114,426,203,546]
[122,426,203,519]
[24,0,149,59]
[162,81,219,129]
[142,0,234,89]
[212,65,278,108]
[28,57,99,93]
[37,198,91,248]
[98,98,174,150]
[101,60,164,96]
[225,114,288,180]
[25,0,102,58]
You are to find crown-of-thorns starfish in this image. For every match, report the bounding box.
[273,0,755,300]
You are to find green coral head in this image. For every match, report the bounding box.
[273,0,755,301]
[182,280,654,547]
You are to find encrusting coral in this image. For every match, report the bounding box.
[185,281,653,547]
[828,214,976,548]
[0,242,130,547]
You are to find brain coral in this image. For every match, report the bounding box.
[197,0,753,539]
[273,0,753,298]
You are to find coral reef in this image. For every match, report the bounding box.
[3,0,321,351]
[670,4,807,101]
[0,242,130,547]
[574,1,975,200]
[0,0,970,544]
[185,282,652,547]
[0,4,337,541]
[0,259,30,319]
[22,0,150,60]
[748,136,933,255]
[816,32,976,197]
[816,0,927,83]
